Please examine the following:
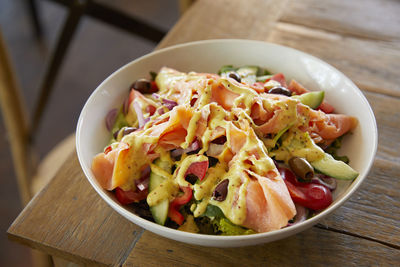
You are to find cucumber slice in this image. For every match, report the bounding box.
[151,199,169,225]
[236,66,259,84]
[149,159,172,225]
[218,65,236,75]
[236,66,259,76]
[292,91,325,109]
[256,75,272,82]
[311,153,358,180]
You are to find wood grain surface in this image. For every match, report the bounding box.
[8,152,143,266]
[267,22,400,97]
[158,0,289,48]
[317,92,400,247]
[280,0,400,42]
[7,0,400,266]
[124,227,400,267]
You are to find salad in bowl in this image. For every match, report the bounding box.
[77,39,376,247]
[91,65,358,235]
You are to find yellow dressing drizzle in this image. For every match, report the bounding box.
[101,67,337,231]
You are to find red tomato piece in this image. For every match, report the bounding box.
[146,105,156,115]
[168,186,193,225]
[278,166,302,186]
[115,187,148,205]
[271,73,287,88]
[104,145,112,155]
[297,183,332,210]
[185,160,209,181]
[150,81,159,92]
[168,201,185,225]
[250,82,265,93]
[283,179,308,203]
[318,102,335,114]
[288,79,335,113]
[173,186,193,205]
[279,167,332,210]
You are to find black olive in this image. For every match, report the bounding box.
[211,136,227,144]
[114,127,137,140]
[186,174,198,185]
[228,72,241,83]
[131,79,152,93]
[113,129,120,140]
[208,156,219,168]
[267,86,292,96]
[123,127,137,136]
[212,179,229,201]
[171,164,177,174]
[288,157,314,181]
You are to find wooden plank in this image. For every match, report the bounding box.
[7,83,399,266]
[311,91,400,246]
[364,91,400,163]
[7,151,143,266]
[281,0,400,42]
[157,0,289,48]
[267,22,400,97]
[320,158,400,247]
[7,1,400,266]
[124,227,400,267]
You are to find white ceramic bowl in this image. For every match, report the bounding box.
[76,39,377,247]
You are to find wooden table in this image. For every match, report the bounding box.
[8,0,400,266]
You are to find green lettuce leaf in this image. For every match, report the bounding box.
[198,205,256,235]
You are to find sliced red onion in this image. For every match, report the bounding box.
[170,140,200,158]
[288,204,308,226]
[162,98,178,110]
[206,143,224,157]
[190,96,198,107]
[105,108,118,131]
[113,129,120,139]
[132,101,145,127]
[170,149,182,157]
[136,166,151,191]
[312,175,337,191]
[136,177,149,191]
[157,107,165,115]
[123,97,129,115]
[152,93,177,110]
[123,127,137,136]
[273,160,280,169]
[141,165,151,178]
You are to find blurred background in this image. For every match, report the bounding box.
[0,0,180,266]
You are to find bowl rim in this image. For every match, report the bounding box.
[76,38,378,245]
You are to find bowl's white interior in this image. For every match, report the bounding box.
[76,39,377,247]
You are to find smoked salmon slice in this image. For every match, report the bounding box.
[243,170,296,232]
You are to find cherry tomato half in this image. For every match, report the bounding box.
[296,183,332,210]
[279,167,332,210]
[115,187,148,205]
[185,160,209,181]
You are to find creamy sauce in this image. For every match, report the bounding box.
[101,67,328,229]
[114,134,156,191]
[270,129,325,163]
